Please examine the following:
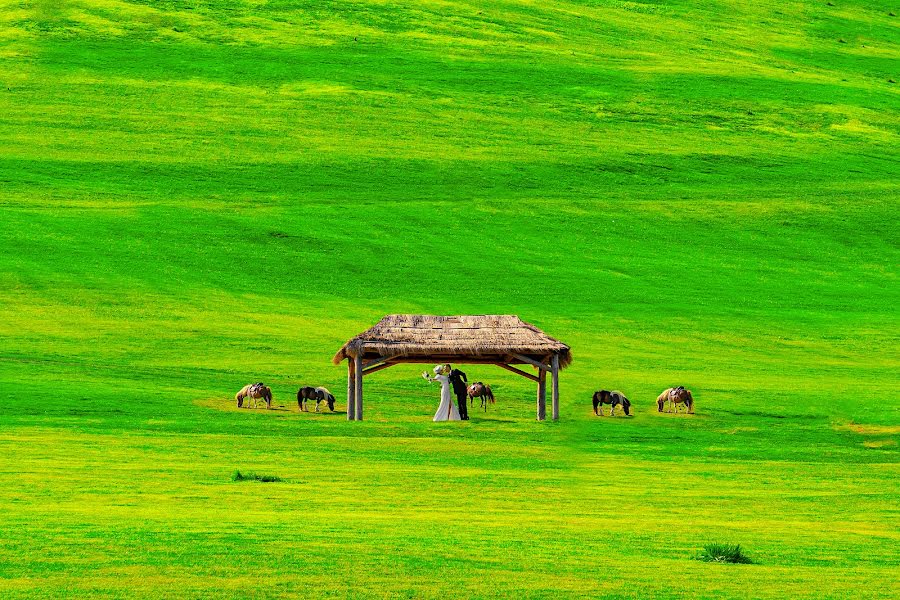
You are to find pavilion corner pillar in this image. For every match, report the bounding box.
[354,354,364,421]
[551,353,560,421]
[347,358,356,421]
[536,367,547,421]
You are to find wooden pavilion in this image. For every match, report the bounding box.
[333,314,572,421]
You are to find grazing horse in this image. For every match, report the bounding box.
[297,386,336,412]
[467,382,494,411]
[657,386,694,413]
[236,383,272,409]
[592,390,631,416]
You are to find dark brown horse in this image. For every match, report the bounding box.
[297,386,336,412]
[467,382,494,411]
[592,390,631,416]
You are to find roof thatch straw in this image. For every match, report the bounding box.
[332,314,571,368]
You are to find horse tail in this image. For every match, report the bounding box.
[592,392,600,413]
[486,385,494,403]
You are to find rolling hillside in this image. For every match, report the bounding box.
[0,1,897,598]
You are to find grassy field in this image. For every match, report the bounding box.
[1,0,898,597]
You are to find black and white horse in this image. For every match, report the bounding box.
[592,390,631,416]
[297,386,336,412]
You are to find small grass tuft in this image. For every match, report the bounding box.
[231,470,282,483]
[696,543,754,564]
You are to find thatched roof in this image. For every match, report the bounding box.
[332,314,571,368]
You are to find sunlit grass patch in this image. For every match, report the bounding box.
[844,423,900,436]
[863,439,897,449]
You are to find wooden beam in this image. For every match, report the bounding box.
[346,358,356,421]
[551,353,560,421]
[363,356,389,369]
[354,354,364,421]
[362,361,398,376]
[494,362,539,382]
[536,367,547,421]
[511,353,550,371]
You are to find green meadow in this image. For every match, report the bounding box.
[1,0,898,597]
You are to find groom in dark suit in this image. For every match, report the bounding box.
[449,368,469,420]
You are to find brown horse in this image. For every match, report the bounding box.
[657,386,694,414]
[467,382,495,411]
[236,383,272,409]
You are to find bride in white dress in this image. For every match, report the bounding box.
[422,363,461,422]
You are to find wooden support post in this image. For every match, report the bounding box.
[537,367,547,421]
[551,353,560,421]
[354,354,364,421]
[347,359,356,421]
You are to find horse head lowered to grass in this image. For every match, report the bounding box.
[657,386,694,414]
[236,383,272,409]
[592,390,631,416]
[297,386,336,412]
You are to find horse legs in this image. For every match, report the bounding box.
[597,405,604,416]
[315,399,320,413]
[610,404,616,417]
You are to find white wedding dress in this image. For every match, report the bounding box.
[432,374,461,422]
